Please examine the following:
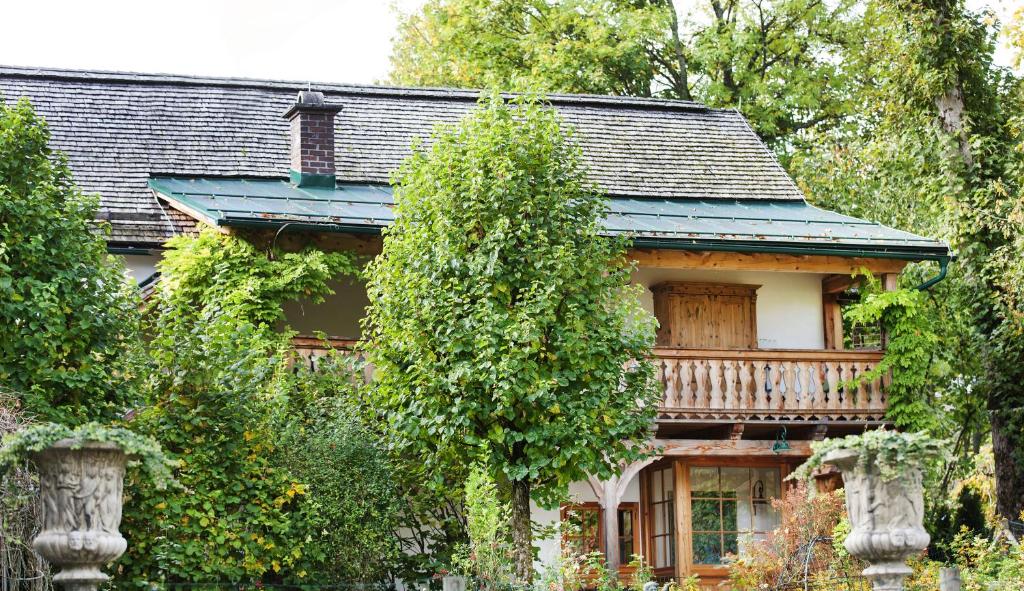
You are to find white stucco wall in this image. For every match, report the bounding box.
[119,254,161,283]
[282,277,370,338]
[633,268,826,350]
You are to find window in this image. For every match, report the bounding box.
[687,466,781,565]
[646,465,676,571]
[561,503,639,566]
[562,504,602,556]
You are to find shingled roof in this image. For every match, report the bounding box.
[0,65,805,247]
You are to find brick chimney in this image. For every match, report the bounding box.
[282,90,342,188]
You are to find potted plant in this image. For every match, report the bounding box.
[794,429,944,591]
[0,422,172,591]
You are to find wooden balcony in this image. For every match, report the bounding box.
[291,337,888,422]
[654,348,887,422]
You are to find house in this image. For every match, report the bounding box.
[0,65,950,586]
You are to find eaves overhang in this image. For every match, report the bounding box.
[149,176,952,262]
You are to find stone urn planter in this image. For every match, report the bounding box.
[31,439,129,591]
[824,448,930,591]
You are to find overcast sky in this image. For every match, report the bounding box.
[1,0,1019,85]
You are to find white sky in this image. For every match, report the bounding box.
[0,0,1019,85]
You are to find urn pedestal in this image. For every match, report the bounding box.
[31,439,128,591]
[824,449,930,591]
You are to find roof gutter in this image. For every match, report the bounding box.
[221,220,952,262]
[220,218,384,236]
[915,256,950,291]
[629,237,951,262]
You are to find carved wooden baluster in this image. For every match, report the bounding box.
[724,360,739,411]
[770,360,785,411]
[708,359,724,410]
[869,362,885,415]
[825,361,841,411]
[662,359,679,408]
[856,362,871,413]
[810,360,825,413]
[840,362,855,411]
[738,360,753,412]
[798,361,812,413]
[679,359,695,409]
[754,361,768,410]
[693,359,710,413]
[781,361,795,413]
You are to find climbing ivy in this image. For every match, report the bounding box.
[844,275,941,432]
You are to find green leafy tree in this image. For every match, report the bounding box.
[390,0,860,147]
[0,98,142,424]
[363,94,659,580]
[276,351,404,583]
[791,1,1024,520]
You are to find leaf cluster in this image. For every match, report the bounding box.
[793,428,947,482]
[0,421,174,488]
[0,98,143,424]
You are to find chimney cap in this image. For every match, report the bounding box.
[283,90,342,119]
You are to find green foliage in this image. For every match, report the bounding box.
[363,93,659,575]
[947,529,1024,590]
[155,228,356,332]
[390,0,861,146]
[843,277,941,431]
[115,229,397,586]
[794,429,947,482]
[451,466,516,589]
[364,92,658,500]
[390,0,668,98]
[0,421,173,487]
[0,98,142,424]
[118,316,315,585]
[275,352,403,583]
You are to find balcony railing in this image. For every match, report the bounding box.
[654,348,887,421]
[291,337,888,422]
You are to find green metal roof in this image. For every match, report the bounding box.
[149,177,950,261]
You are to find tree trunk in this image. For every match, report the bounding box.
[990,409,1024,521]
[509,478,533,583]
[666,0,692,101]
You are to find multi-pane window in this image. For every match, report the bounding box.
[647,465,675,571]
[561,503,639,566]
[562,504,602,556]
[688,466,781,565]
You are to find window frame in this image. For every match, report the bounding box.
[677,458,793,580]
[559,502,641,574]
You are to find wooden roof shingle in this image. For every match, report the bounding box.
[0,65,805,246]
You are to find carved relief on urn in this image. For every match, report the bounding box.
[824,449,930,591]
[31,439,128,590]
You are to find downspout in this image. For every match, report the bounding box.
[916,256,950,291]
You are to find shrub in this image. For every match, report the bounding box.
[452,466,517,590]
[275,351,403,584]
[0,98,142,424]
[728,483,861,589]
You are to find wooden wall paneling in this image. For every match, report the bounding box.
[652,282,759,349]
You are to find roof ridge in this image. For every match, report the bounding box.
[0,64,711,112]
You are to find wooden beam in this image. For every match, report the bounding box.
[629,248,908,275]
[822,294,845,350]
[154,191,228,234]
[822,273,862,294]
[655,439,812,457]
